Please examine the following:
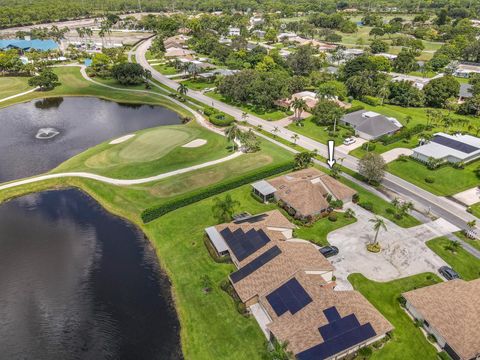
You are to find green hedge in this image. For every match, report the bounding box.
[379,124,425,145]
[203,106,235,126]
[345,104,365,113]
[362,96,382,106]
[141,161,295,223]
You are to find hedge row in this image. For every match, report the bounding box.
[378,124,425,145]
[344,104,365,114]
[203,106,235,127]
[141,161,295,223]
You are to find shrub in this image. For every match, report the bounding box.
[209,112,235,126]
[352,193,360,203]
[329,199,343,209]
[427,334,437,343]
[345,104,365,113]
[425,176,435,183]
[357,346,373,359]
[361,142,376,151]
[328,213,338,222]
[397,295,407,307]
[452,161,465,169]
[378,124,426,145]
[362,96,382,106]
[359,201,374,211]
[141,161,295,223]
[367,243,381,252]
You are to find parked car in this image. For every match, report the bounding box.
[320,246,339,258]
[438,266,461,280]
[343,137,356,145]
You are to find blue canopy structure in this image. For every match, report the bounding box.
[0,39,58,51]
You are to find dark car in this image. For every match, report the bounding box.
[319,246,339,258]
[439,266,461,281]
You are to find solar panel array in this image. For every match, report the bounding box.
[230,246,282,283]
[297,307,376,360]
[266,278,313,316]
[220,228,271,261]
[233,213,268,224]
[432,135,479,154]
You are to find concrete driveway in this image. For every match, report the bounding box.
[381,148,413,163]
[327,205,458,290]
[452,187,480,206]
[336,137,367,153]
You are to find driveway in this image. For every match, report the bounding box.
[327,205,458,290]
[381,148,413,163]
[452,187,480,206]
[336,137,367,153]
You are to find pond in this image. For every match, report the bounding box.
[0,189,182,359]
[0,97,181,183]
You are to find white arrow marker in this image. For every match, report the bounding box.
[327,140,336,168]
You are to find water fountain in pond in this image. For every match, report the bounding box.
[35,127,60,140]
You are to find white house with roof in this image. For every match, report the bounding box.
[228,27,241,36]
[390,73,444,90]
[453,63,480,78]
[412,133,480,164]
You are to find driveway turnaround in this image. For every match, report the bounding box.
[381,148,414,163]
[327,205,458,290]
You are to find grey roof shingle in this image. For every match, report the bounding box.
[342,110,402,138]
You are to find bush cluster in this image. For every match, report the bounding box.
[362,96,382,106]
[203,106,235,126]
[344,104,365,114]
[141,162,295,223]
[378,124,425,145]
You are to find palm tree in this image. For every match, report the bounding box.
[291,98,307,121]
[291,133,299,144]
[177,83,188,97]
[369,217,387,246]
[225,124,242,150]
[241,112,248,121]
[345,208,356,219]
[272,126,280,138]
[212,194,240,223]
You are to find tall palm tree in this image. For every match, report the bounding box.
[177,83,188,97]
[369,217,387,246]
[272,126,280,138]
[291,98,307,120]
[225,124,242,150]
[241,112,248,121]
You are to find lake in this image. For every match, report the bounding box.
[0,189,182,359]
[0,97,181,183]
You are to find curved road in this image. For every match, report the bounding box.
[136,38,479,234]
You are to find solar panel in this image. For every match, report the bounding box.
[319,314,360,341]
[297,323,376,360]
[230,246,281,283]
[323,307,341,323]
[221,228,271,261]
[266,278,313,316]
[233,213,268,224]
[432,135,479,154]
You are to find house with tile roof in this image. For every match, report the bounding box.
[253,168,356,220]
[403,279,480,360]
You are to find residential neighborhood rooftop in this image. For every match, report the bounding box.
[403,279,480,360]
[412,132,480,163]
[341,110,403,140]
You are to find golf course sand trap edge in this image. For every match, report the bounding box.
[109,134,136,144]
[182,139,207,148]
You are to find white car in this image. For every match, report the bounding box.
[343,137,356,145]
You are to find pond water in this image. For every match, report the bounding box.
[0,189,182,359]
[0,97,181,183]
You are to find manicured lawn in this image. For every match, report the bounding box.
[453,231,480,252]
[426,237,480,280]
[153,63,179,75]
[286,116,355,146]
[470,202,480,219]
[294,212,357,246]
[0,76,32,99]
[54,121,233,179]
[91,76,166,93]
[206,91,288,121]
[180,79,215,90]
[388,158,480,196]
[348,273,442,360]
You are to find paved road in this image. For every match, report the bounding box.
[136,38,480,235]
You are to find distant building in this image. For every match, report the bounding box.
[277,32,297,41]
[390,73,443,90]
[340,110,403,140]
[412,132,480,164]
[0,39,58,52]
[453,62,480,78]
[164,47,195,58]
[252,30,266,38]
[403,279,480,360]
[249,16,264,27]
[228,27,241,36]
[458,83,473,103]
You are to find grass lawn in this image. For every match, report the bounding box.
[287,116,354,146]
[348,273,442,360]
[294,212,357,246]
[180,78,215,91]
[206,91,288,121]
[153,63,179,76]
[0,76,32,99]
[54,121,233,179]
[91,76,166,93]
[470,202,480,219]
[426,237,480,280]
[388,158,480,196]
[453,231,480,252]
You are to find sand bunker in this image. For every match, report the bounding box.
[109,134,135,145]
[182,139,207,148]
